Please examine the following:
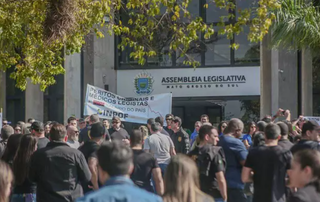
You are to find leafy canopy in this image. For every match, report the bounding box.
[0,0,280,90]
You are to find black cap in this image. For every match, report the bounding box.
[302,121,320,135]
[277,122,289,136]
[31,121,44,132]
[90,122,105,138]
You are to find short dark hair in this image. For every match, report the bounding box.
[90,122,105,138]
[130,130,143,147]
[50,124,67,141]
[173,116,182,127]
[97,141,133,176]
[201,114,209,119]
[151,122,161,132]
[264,123,280,140]
[90,114,100,123]
[147,118,155,125]
[277,122,289,136]
[27,118,34,123]
[165,114,173,119]
[302,121,319,137]
[198,125,215,141]
[294,149,320,180]
[1,126,14,140]
[155,117,164,127]
[262,116,272,124]
[257,121,267,132]
[67,116,77,124]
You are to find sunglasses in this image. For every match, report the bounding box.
[15,128,21,131]
[166,118,172,121]
[2,123,7,126]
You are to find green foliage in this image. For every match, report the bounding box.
[0,0,280,90]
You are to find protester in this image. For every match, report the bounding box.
[0,160,13,202]
[242,122,256,149]
[30,121,49,150]
[0,126,14,158]
[108,117,129,143]
[277,122,294,150]
[218,118,248,202]
[77,141,162,202]
[79,114,100,144]
[242,123,292,202]
[11,134,37,202]
[27,118,35,124]
[22,123,31,135]
[2,119,8,127]
[144,122,176,177]
[155,116,170,136]
[170,116,189,154]
[139,125,149,140]
[252,132,265,147]
[1,134,23,166]
[29,124,91,202]
[67,116,78,128]
[130,129,164,194]
[218,121,228,137]
[256,121,267,132]
[44,121,51,138]
[14,124,23,135]
[162,154,214,202]
[164,114,174,136]
[200,114,210,124]
[291,120,320,154]
[188,125,227,202]
[102,119,110,130]
[147,118,155,135]
[67,126,80,149]
[287,149,320,202]
[78,118,87,132]
[190,121,202,147]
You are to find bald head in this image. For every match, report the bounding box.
[224,118,244,138]
[67,126,79,141]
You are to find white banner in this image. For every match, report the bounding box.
[304,117,320,125]
[84,84,172,124]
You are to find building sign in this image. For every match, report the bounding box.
[84,84,172,124]
[117,67,260,97]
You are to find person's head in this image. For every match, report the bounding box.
[223,118,244,138]
[289,149,320,189]
[218,121,228,135]
[171,116,182,131]
[264,123,280,140]
[165,114,174,127]
[194,121,202,133]
[301,121,320,141]
[0,160,13,202]
[198,125,219,146]
[200,114,209,124]
[27,118,35,124]
[277,122,289,138]
[130,129,144,147]
[67,117,77,127]
[147,118,155,131]
[30,121,45,137]
[78,118,86,130]
[14,124,22,134]
[1,134,23,163]
[102,119,110,129]
[139,126,149,140]
[2,119,8,127]
[150,122,161,134]
[155,116,165,127]
[262,115,272,124]
[67,126,79,141]
[97,141,133,184]
[12,134,37,185]
[89,114,100,125]
[50,124,68,142]
[44,122,52,134]
[163,154,205,202]
[252,132,265,147]
[90,122,106,143]
[0,126,14,141]
[247,121,256,135]
[257,121,267,132]
[111,117,121,130]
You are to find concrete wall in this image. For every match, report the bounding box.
[0,72,6,116]
[25,81,43,121]
[301,49,313,116]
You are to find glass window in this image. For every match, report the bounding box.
[205,27,231,65]
[206,0,229,23]
[234,26,260,64]
[236,0,258,19]
[180,0,200,22]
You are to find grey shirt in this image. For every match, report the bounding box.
[67,140,80,149]
[144,132,174,164]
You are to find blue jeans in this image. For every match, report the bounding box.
[158,163,168,177]
[11,194,36,202]
[214,198,226,202]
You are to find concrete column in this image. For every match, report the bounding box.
[25,81,43,121]
[301,49,313,116]
[64,53,81,124]
[0,72,6,116]
[83,34,95,100]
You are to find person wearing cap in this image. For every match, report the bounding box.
[291,120,320,155]
[170,116,190,154]
[79,122,106,193]
[108,117,129,143]
[79,114,100,144]
[0,125,14,158]
[67,126,80,149]
[78,118,87,132]
[277,122,294,151]
[164,114,174,136]
[31,121,50,150]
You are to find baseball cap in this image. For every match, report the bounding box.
[31,121,44,132]
[173,116,182,126]
[302,121,320,135]
[90,122,105,138]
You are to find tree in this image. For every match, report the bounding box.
[0,0,280,90]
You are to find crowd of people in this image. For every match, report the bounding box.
[0,108,320,202]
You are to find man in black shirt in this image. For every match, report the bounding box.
[130,129,164,195]
[79,114,100,144]
[31,121,50,149]
[187,125,227,202]
[0,125,14,158]
[108,117,129,144]
[164,114,174,136]
[242,123,292,202]
[170,116,189,154]
[29,124,91,202]
[277,122,294,151]
[291,120,320,154]
[79,122,105,193]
